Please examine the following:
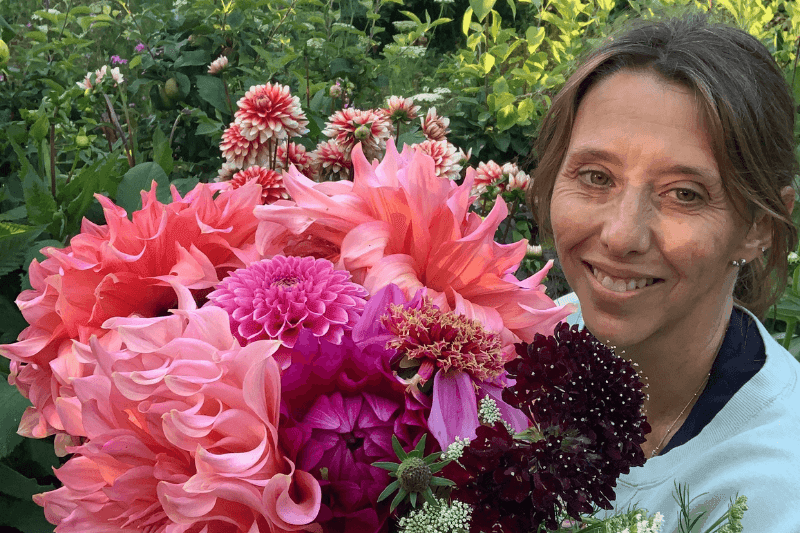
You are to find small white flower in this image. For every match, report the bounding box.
[411,92,443,103]
[306,37,324,49]
[207,55,229,75]
[393,20,417,31]
[433,87,451,95]
[441,436,471,461]
[109,66,124,85]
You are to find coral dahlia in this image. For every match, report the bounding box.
[220,121,269,169]
[235,83,309,143]
[207,256,368,348]
[0,181,262,441]
[230,166,289,205]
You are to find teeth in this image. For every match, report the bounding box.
[592,265,655,293]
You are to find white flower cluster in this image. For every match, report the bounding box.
[397,498,472,533]
[606,510,664,533]
[393,21,417,31]
[478,396,502,425]
[306,38,325,49]
[441,436,471,462]
[411,92,444,103]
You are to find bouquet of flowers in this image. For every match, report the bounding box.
[0,81,746,533]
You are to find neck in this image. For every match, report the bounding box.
[620,300,733,458]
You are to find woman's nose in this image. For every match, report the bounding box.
[598,188,652,257]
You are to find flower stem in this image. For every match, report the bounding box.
[49,106,58,198]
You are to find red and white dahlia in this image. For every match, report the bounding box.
[235,83,309,143]
[322,108,393,161]
[230,166,289,205]
[420,107,450,141]
[276,141,315,179]
[472,160,504,195]
[311,139,352,180]
[502,162,531,191]
[384,95,420,123]
[220,121,269,169]
[413,139,462,180]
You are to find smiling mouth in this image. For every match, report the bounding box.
[583,262,664,293]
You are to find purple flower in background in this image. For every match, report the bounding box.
[110,55,127,65]
[134,42,146,53]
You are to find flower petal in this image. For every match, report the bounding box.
[428,370,478,449]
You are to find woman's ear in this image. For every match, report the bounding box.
[741,186,795,260]
[781,185,795,216]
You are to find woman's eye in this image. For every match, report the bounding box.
[673,188,702,203]
[579,170,610,187]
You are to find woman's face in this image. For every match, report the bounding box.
[549,69,753,350]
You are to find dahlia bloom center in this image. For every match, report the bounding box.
[381,297,505,382]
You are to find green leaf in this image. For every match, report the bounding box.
[372,461,400,472]
[21,166,57,227]
[0,295,27,345]
[0,206,28,221]
[0,222,43,277]
[329,58,354,76]
[129,54,142,70]
[175,49,210,68]
[496,104,518,132]
[470,0,497,22]
[0,380,29,458]
[196,121,223,136]
[175,72,191,98]
[152,126,173,175]
[30,114,49,143]
[462,7,474,36]
[115,162,171,215]
[195,75,229,115]
[526,26,545,52]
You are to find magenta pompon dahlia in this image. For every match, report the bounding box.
[207,255,368,348]
[230,166,289,205]
[235,83,309,143]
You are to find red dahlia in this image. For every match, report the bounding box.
[229,166,288,205]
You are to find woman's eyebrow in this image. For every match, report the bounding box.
[567,147,719,182]
[565,147,622,166]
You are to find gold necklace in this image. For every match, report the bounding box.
[650,373,710,458]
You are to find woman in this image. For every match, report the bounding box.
[528,15,800,532]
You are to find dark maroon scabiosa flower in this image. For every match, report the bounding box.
[442,322,650,532]
[207,255,368,348]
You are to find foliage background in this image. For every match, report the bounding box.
[0,0,798,530]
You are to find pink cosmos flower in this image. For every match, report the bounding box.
[254,140,573,346]
[220,121,269,169]
[311,139,352,180]
[276,141,315,179]
[384,96,420,123]
[208,55,229,75]
[322,108,393,161]
[34,306,321,533]
[235,83,309,143]
[413,139,462,180]
[230,166,289,205]
[207,255,368,348]
[0,181,262,441]
[420,107,450,141]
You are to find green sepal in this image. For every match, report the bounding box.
[409,491,417,507]
[424,451,445,464]
[430,476,456,487]
[391,435,407,460]
[422,487,437,506]
[390,487,408,512]
[377,480,399,502]
[429,461,449,474]
[372,461,400,472]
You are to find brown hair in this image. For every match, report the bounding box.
[527,15,798,319]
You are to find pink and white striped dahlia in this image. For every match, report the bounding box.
[413,139,462,180]
[502,162,531,191]
[220,121,269,169]
[384,95,420,123]
[230,166,289,205]
[276,141,315,179]
[235,83,309,143]
[208,54,229,75]
[207,256,368,348]
[311,139,352,180]
[472,160,504,195]
[420,107,450,141]
[322,108,393,161]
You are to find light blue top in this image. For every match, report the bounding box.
[553,292,800,532]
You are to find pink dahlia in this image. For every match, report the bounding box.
[254,141,574,348]
[34,306,321,533]
[230,166,289,205]
[311,139,353,180]
[420,107,450,141]
[220,121,269,169]
[207,255,368,348]
[322,108,393,161]
[208,54,229,75]
[0,181,262,440]
[235,83,309,143]
[384,95,420,123]
[276,141,316,179]
[413,139,462,180]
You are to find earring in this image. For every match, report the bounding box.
[731,259,747,267]
[761,246,767,253]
